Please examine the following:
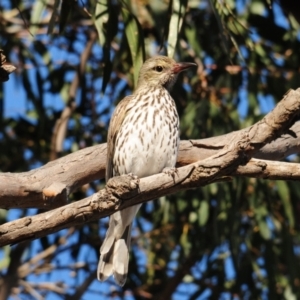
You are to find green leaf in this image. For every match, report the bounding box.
[258,219,271,240]
[229,35,246,64]
[277,181,294,228]
[177,199,187,212]
[94,0,109,47]
[167,0,188,58]
[198,200,209,227]
[189,211,198,223]
[48,0,61,35]
[0,246,10,271]
[250,1,266,16]
[209,183,219,196]
[94,1,119,93]
[179,224,191,256]
[183,274,194,283]
[185,26,201,57]
[0,209,8,223]
[121,4,145,87]
[30,0,47,37]
[208,0,230,56]
[60,83,70,103]
[284,285,297,300]
[161,196,170,224]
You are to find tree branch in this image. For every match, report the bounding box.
[0,242,29,299]
[186,121,300,164]
[0,159,293,247]
[1,87,300,246]
[1,89,300,210]
[0,144,106,209]
[50,31,97,160]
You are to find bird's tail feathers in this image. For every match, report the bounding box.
[100,221,115,255]
[113,239,129,286]
[98,222,132,286]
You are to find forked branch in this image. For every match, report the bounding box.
[1,88,300,246]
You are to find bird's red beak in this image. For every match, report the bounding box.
[172,62,197,74]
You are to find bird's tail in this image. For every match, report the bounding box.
[97,205,141,286]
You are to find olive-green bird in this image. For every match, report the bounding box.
[98,56,197,286]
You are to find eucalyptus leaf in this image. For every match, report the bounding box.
[198,200,209,227]
[121,4,145,87]
[277,181,294,228]
[167,0,188,58]
[30,0,47,37]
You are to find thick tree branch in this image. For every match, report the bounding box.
[1,86,300,246]
[236,158,300,180]
[0,145,106,209]
[2,156,300,247]
[186,121,300,164]
[0,140,246,247]
[1,89,300,210]
[1,123,300,210]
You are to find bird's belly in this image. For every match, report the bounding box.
[113,105,179,178]
[129,133,176,177]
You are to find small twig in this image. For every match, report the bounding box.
[19,280,44,300]
[50,31,97,160]
[27,282,65,294]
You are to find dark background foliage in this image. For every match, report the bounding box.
[1,0,300,299]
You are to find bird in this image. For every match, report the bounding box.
[97,55,197,286]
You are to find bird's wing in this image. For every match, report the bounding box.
[106,95,134,181]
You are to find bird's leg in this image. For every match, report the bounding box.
[126,173,140,186]
[127,173,139,180]
[162,167,178,180]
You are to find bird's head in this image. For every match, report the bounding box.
[136,56,197,91]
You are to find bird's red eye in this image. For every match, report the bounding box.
[154,66,163,72]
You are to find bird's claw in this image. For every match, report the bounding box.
[127,173,139,180]
[162,167,178,180]
[127,173,140,188]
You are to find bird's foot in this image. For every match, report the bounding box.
[162,167,178,180]
[127,173,140,188]
[127,173,139,180]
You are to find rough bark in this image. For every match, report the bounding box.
[1,87,300,246]
[0,89,300,210]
